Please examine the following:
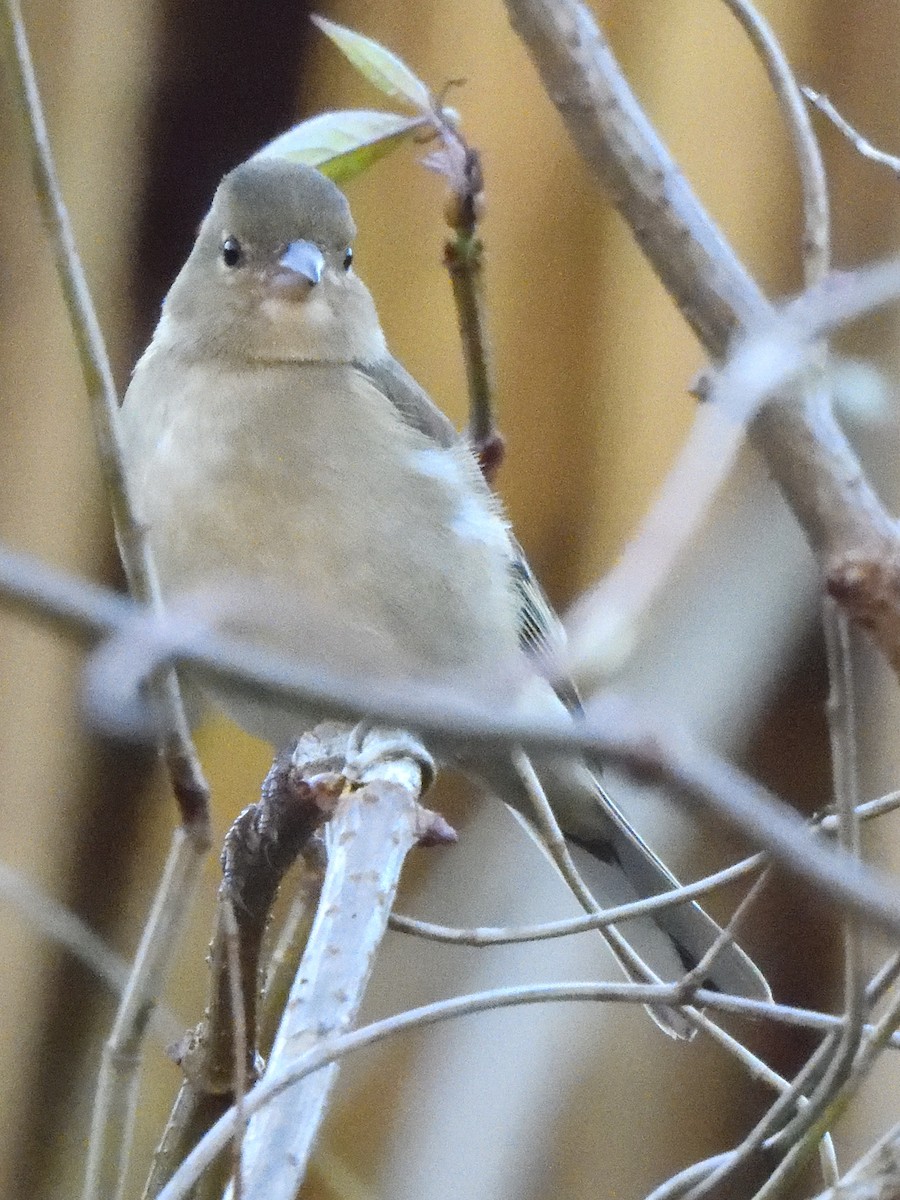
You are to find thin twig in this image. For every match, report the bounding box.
[809,1114,900,1199]
[221,901,247,1200]
[429,115,504,478]
[156,979,900,1200]
[818,788,900,832]
[0,0,209,841]
[0,10,212,1193]
[769,604,864,1144]
[804,87,900,176]
[719,0,830,283]
[751,979,900,1198]
[389,784,900,948]
[0,861,182,1043]
[515,759,786,1066]
[696,13,847,1196]
[675,868,771,1002]
[645,1154,736,1200]
[563,0,836,672]
[390,851,765,945]
[512,749,599,914]
[513,749,694,1037]
[675,953,898,1200]
[83,829,205,1200]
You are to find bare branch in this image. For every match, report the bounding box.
[0,0,209,841]
[809,1117,900,1199]
[155,979,900,1200]
[0,13,212,1187]
[144,744,333,1200]
[0,861,182,1044]
[805,87,900,176]
[390,784,900,947]
[750,979,900,1198]
[501,0,900,684]
[719,0,829,283]
[83,830,206,1200]
[436,137,505,479]
[390,851,764,945]
[221,901,247,1200]
[231,726,436,1200]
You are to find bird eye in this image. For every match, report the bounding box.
[343,247,353,271]
[221,237,242,268]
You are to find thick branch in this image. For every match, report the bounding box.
[231,726,442,1200]
[502,0,900,674]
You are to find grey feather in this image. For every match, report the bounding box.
[353,356,458,447]
[354,354,578,707]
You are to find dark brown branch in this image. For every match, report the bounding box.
[143,747,336,1199]
[427,113,504,479]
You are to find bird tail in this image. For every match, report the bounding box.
[498,754,771,1040]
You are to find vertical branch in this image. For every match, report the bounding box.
[0,0,210,839]
[83,830,205,1200]
[430,113,505,480]
[0,7,214,1192]
[143,748,331,1200]
[231,727,448,1200]
[443,148,503,478]
[719,0,830,282]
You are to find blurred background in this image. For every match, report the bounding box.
[2,1,900,1197]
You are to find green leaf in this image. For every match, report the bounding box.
[311,14,432,113]
[255,110,429,184]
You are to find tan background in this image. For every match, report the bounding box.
[1,1,899,1197]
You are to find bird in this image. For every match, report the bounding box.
[119,156,769,1036]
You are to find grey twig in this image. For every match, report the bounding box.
[84,830,205,1200]
[809,1114,900,1199]
[514,749,700,1039]
[0,9,211,1194]
[751,979,900,1198]
[804,87,900,177]
[771,603,863,1151]
[0,0,208,841]
[389,785,900,947]
[155,978,900,1200]
[675,953,898,1200]
[390,851,765,945]
[0,861,182,1044]
[719,0,830,284]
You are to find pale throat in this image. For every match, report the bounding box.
[256,292,385,363]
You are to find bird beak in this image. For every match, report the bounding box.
[272,239,325,291]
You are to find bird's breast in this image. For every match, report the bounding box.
[120,357,523,693]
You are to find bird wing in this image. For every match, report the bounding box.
[353,354,580,712]
[353,355,458,447]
